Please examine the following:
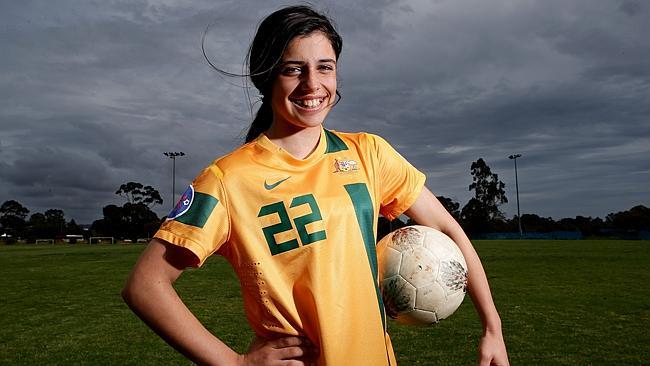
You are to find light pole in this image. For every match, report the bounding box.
[508,154,523,238]
[164,152,185,209]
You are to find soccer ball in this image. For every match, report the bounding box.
[377,225,468,325]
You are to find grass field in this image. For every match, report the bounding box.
[1,240,648,365]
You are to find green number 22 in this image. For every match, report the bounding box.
[258,194,327,255]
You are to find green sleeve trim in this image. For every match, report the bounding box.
[175,192,219,228]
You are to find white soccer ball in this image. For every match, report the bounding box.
[377,225,468,325]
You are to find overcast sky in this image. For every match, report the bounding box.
[1,0,648,224]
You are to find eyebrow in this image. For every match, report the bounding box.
[281,58,337,65]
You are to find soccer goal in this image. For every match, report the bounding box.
[89,236,115,244]
[35,239,55,245]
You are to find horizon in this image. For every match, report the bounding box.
[4,186,646,227]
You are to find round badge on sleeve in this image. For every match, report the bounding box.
[167,185,194,220]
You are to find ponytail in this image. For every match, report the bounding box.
[245,98,273,143]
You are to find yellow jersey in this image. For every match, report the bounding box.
[155,127,425,366]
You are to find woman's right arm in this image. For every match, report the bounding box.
[122,238,314,366]
[121,238,242,365]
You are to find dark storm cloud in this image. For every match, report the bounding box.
[618,1,642,16]
[330,0,650,218]
[1,0,648,224]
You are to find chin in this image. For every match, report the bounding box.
[288,107,332,128]
[288,119,326,131]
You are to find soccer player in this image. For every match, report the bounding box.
[122,5,509,366]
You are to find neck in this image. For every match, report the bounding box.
[265,123,322,160]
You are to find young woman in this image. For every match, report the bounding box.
[122,5,509,366]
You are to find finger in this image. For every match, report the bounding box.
[478,356,491,366]
[271,336,311,349]
[281,361,306,366]
[303,343,319,358]
[277,345,309,359]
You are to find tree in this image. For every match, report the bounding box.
[459,198,489,234]
[94,182,163,240]
[91,204,124,238]
[44,209,66,237]
[556,216,603,237]
[606,205,650,232]
[121,202,160,241]
[460,158,508,234]
[66,219,83,235]
[467,158,508,217]
[0,200,29,237]
[116,182,163,208]
[26,212,47,240]
[520,214,555,232]
[103,204,124,235]
[25,209,66,239]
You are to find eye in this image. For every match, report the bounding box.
[318,64,335,72]
[281,66,302,75]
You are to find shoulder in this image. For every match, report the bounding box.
[187,142,257,191]
[210,141,260,177]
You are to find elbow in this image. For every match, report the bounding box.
[121,275,144,309]
[121,280,135,307]
[121,272,172,310]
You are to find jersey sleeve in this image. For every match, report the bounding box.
[154,164,230,267]
[369,134,426,220]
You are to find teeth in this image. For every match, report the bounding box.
[294,98,323,108]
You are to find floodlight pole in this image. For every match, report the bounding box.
[164,152,185,210]
[508,154,523,238]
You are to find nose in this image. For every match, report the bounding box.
[300,68,320,91]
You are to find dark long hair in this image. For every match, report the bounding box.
[244,6,343,142]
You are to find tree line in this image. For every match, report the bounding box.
[379,158,650,240]
[1,159,649,243]
[0,182,163,243]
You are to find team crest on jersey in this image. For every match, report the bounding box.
[167,185,194,220]
[333,157,359,174]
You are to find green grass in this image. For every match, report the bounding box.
[1,240,648,365]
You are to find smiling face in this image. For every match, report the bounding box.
[270,32,337,132]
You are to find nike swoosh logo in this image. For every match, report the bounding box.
[264,176,291,190]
